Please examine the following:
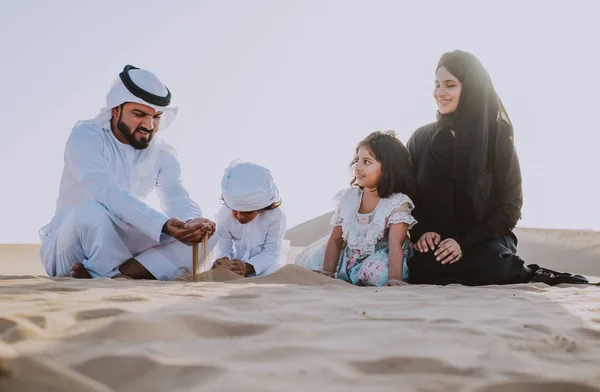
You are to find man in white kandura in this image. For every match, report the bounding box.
[39,65,216,280]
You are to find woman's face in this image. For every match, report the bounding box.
[434,66,462,115]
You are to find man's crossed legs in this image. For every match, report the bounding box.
[40,202,216,280]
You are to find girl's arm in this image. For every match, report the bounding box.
[386,200,416,283]
[388,222,410,282]
[322,226,343,275]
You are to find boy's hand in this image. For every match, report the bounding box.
[211,257,229,269]
[230,259,247,276]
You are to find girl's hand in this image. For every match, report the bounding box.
[415,232,441,253]
[434,238,462,264]
[314,270,335,278]
[386,278,408,286]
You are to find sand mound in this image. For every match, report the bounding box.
[234,264,348,286]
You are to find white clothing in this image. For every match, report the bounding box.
[40,201,216,280]
[330,187,417,256]
[213,206,289,276]
[221,161,279,211]
[39,122,206,280]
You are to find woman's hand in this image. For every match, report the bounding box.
[386,278,408,286]
[414,232,441,253]
[434,238,463,264]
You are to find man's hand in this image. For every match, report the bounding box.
[162,217,215,243]
[162,218,196,241]
[186,218,216,241]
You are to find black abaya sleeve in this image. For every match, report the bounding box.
[455,133,523,248]
[406,124,435,241]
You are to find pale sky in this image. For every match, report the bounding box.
[1,0,599,244]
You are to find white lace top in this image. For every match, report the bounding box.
[330,187,417,256]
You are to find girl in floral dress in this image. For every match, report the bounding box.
[295,131,418,286]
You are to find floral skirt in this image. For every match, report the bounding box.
[295,236,411,286]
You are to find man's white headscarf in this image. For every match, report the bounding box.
[93,65,178,131]
[221,160,280,211]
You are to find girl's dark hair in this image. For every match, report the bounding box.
[350,130,417,199]
[219,196,282,212]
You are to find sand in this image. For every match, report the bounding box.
[1,218,599,391]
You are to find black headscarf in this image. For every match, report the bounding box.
[435,50,514,222]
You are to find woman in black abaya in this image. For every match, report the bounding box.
[407,50,588,286]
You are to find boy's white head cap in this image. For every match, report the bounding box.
[221,160,279,211]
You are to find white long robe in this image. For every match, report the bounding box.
[213,206,289,276]
[39,122,214,280]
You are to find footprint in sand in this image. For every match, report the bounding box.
[221,294,261,300]
[176,315,273,338]
[84,315,273,341]
[474,381,600,392]
[431,318,461,324]
[0,275,36,280]
[20,316,46,328]
[74,355,223,392]
[521,324,553,335]
[572,326,600,339]
[38,286,85,293]
[0,318,18,336]
[351,356,479,376]
[104,296,148,303]
[75,308,128,321]
[0,318,34,343]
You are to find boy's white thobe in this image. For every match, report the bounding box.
[213,206,289,276]
[39,122,214,280]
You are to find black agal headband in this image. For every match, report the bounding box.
[118,65,171,107]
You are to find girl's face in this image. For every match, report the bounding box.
[354,145,382,191]
[434,66,462,115]
[231,209,259,224]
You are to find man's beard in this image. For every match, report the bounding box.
[117,118,155,150]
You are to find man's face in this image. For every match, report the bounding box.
[112,102,162,149]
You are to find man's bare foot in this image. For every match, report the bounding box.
[70,262,92,279]
[118,258,156,280]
